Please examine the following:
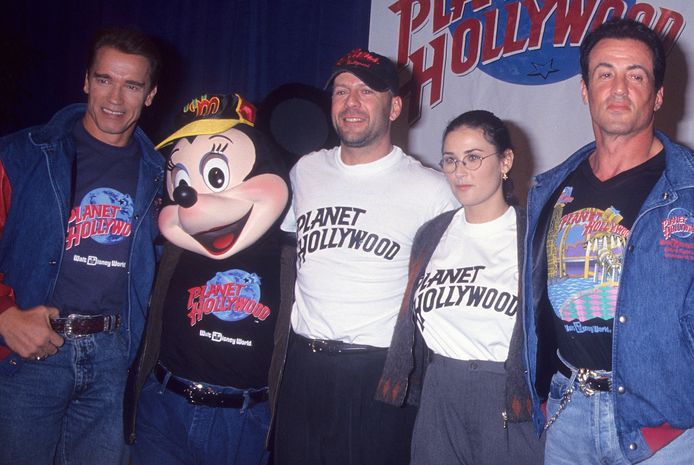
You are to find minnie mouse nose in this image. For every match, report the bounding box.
[173,184,198,208]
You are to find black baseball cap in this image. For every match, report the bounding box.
[325,48,399,96]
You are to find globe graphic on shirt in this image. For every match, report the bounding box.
[209,269,262,322]
[80,188,134,245]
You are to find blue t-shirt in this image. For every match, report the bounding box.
[50,122,140,316]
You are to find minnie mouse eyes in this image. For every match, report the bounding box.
[202,157,230,192]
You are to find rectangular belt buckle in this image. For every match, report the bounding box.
[309,340,328,353]
[184,383,217,405]
[64,314,87,338]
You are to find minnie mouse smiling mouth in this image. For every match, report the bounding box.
[192,207,253,255]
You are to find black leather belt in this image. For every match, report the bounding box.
[50,314,121,338]
[294,333,387,354]
[154,364,268,408]
[558,363,611,393]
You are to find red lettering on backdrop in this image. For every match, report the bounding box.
[391,0,685,124]
[408,34,446,122]
[553,0,598,46]
[451,19,481,75]
[502,2,528,55]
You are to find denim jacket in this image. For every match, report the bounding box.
[523,130,694,463]
[0,104,164,373]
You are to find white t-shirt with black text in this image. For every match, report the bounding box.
[282,145,458,347]
[414,206,518,361]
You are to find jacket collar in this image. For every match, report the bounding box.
[29,103,86,146]
[532,130,694,191]
[657,130,694,190]
[28,103,162,170]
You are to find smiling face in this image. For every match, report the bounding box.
[159,126,289,259]
[82,46,157,147]
[330,72,401,161]
[442,126,512,223]
[581,38,663,139]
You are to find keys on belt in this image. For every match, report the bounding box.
[558,363,611,395]
[544,366,612,431]
[50,314,121,338]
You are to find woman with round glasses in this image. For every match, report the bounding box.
[377,110,543,464]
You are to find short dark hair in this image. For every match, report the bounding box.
[580,18,665,90]
[87,27,161,88]
[443,110,518,206]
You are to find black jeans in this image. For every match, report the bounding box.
[274,333,417,465]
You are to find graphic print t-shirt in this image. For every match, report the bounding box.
[545,153,664,370]
[51,122,139,316]
[414,207,518,362]
[159,232,281,388]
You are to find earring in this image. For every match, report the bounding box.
[502,173,508,181]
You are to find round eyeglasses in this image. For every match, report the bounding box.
[439,153,498,173]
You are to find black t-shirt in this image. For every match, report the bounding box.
[158,231,282,388]
[51,122,139,316]
[545,151,664,370]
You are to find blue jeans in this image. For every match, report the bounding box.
[545,371,694,465]
[131,371,270,465]
[0,329,130,465]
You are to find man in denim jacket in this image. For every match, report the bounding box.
[0,28,163,465]
[523,18,694,464]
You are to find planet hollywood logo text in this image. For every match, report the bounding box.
[389,0,685,123]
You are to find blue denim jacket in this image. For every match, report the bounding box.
[0,104,164,373]
[523,131,694,463]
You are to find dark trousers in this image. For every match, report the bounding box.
[274,333,417,465]
[411,354,544,465]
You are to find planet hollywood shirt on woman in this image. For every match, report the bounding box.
[413,206,518,362]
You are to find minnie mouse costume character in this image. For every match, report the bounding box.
[125,92,289,465]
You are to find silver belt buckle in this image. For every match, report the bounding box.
[64,314,86,338]
[309,339,330,353]
[184,383,217,405]
[576,368,599,396]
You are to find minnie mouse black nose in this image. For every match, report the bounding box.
[173,184,198,208]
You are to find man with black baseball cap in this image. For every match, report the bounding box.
[325,48,401,95]
[270,48,457,464]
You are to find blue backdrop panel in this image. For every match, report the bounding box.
[0,0,370,140]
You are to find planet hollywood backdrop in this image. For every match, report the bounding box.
[368,0,692,200]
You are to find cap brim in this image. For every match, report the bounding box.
[156,119,243,150]
[324,68,390,93]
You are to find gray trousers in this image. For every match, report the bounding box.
[411,354,544,465]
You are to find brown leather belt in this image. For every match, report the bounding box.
[50,314,121,338]
[154,364,268,408]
